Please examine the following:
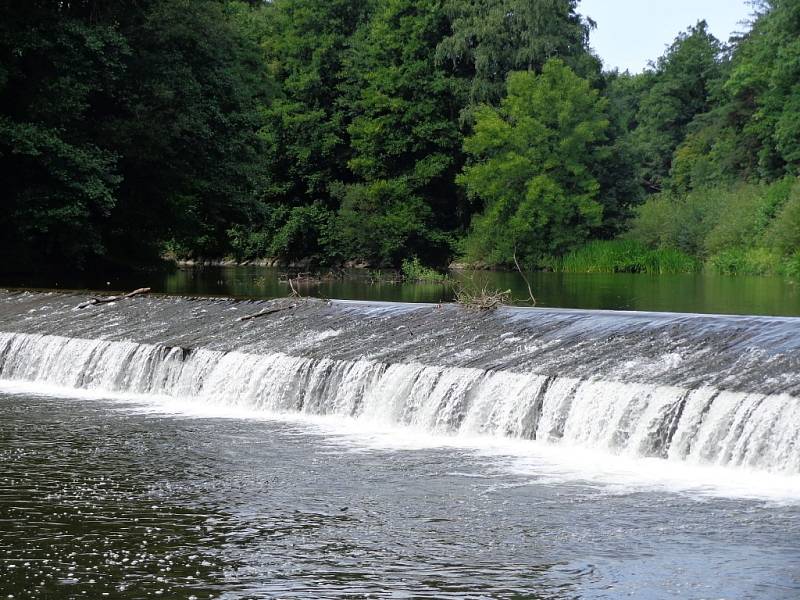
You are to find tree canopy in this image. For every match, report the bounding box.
[459,60,608,265]
[1,0,798,274]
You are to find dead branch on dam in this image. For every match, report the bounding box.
[237,304,298,322]
[76,287,151,309]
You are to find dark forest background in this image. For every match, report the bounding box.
[2,0,799,277]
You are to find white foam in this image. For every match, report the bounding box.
[2,378,799,504]
[1,330,798,484]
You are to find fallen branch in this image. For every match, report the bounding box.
[237,304,296,322]
[513,249,536,306]
[287,277,300,298]
[77,287,151,309]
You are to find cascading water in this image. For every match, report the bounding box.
[0,290,798,475]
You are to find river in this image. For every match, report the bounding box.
[0,290,799,599]
[1,386,799,599]
[2,265,799,316]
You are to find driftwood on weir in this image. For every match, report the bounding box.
[76,287,151,309]
[237,276,305,322]
[287,278,301,298]
[238,279,329,322]
[454,285,512,310]
[237,303,297,322]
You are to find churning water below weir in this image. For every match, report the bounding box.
[1,290,800,598]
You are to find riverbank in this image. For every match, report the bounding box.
[171,239,800,281]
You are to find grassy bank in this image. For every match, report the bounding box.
[547,240,800,279]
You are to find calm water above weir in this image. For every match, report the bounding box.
[1,388,799,600]
[3,265,800,316]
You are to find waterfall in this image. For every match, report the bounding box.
[1,329,798,475]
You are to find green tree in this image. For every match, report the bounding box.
[0,0,273,269]
[107,0,273,261]
[630,21,724,192]
[436,0,600,106]
[0,1,128,269]
[459,60,609,265]
[336,0,462,266]
[241,0,372,263]
[723,0,800,178]
[593,70,653,234]
[650,2,799,193]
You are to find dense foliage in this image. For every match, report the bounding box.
[1,0,798,275]
[459,60,608,265]
[1,0,272,271]
[622,0,800,278]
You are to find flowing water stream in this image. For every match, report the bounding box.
[1,290,799,598]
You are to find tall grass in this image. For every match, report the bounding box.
[551,240,698,274]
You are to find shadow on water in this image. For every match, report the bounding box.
[1,265,799,316]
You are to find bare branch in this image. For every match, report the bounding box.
[237,304,297,322]
[288,277,300,298]
[77,287,151,309]
[513,248,536,306]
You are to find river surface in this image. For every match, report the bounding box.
[1,386,799,600]
[2,266,800,316]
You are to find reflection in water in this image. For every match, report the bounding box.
[2,266,800,316]
[1,392,799,599]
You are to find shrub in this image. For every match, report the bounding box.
[783,251,800,281]
[227,225,271,261]
[268,204,338,263]
[626,178,800,281]
[766,179,800,256]
[707,247,782,276]
[625,191,714,256]
[754,176,796,232]
[401,257,449,283]
[704,184,770,255]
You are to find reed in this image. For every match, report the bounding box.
[552,240,698,275]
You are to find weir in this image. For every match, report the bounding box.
[1,290,799,475]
